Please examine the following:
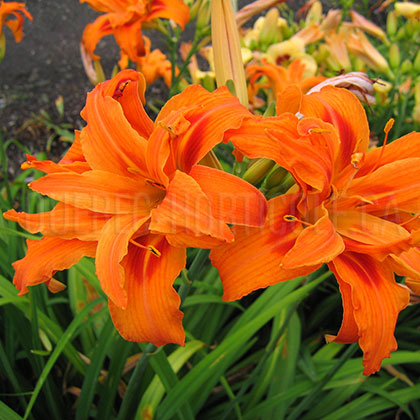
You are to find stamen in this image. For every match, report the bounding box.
[283,214,312,227]
[158,121,177,136]
[367,118,394,175]
[400,213,420,227]
[145,179,166,190]
[129,239,161,257]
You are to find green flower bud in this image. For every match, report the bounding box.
[243,159,276,185]
[387,11,398,37]
[389,44,400,69]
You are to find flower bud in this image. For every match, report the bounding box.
[259,8,281,49]
[264,165,288,189]
[211,0,248,106]
[386,11,398,37]
[401,58,412,74]
[389,44,400,69]
[243,158,276,185]
[413,50,420,73]
[196,0,211,30]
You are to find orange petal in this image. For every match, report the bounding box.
[22,154,90,174]
[80,78,149,178]
[387,248,420,282]
[357,132,420,177]
[333,210,411,260]
[166,232,226,249]
[329,252,409,376]
[151,85,252,177]
[189,165,267,227]
[115,75,154,138]
[325,274,358,344]
[150,170,234,243]
[29,170,164,215]
[113,20,146,61]
[59,130,86,164]
[95,215,150,308]
[3,204,111,241]
[301,85,370,174]
[281,206,345,268]
[12,237,96,295]
[148,0,190,29]
[347,158,420,214]
[276,85,303,115]
[108,236,186,346]
[81,14,114,60]
[210,194,319,301]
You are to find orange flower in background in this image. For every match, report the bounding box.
[0,1,32,59]
[80,0,190,64]
[211,85,420,375]
[246,59,325,110]
[4,70,266,346]
[119,35,173,87]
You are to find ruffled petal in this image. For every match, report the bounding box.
[281,206,345,268]
[150,170,234,243]
[108,236,186,345]
[80,74,149,178]
[115,74,154,138]
[113,19,146,61]
[210,194,319,301]
[148,0,190,29]
[22,154,90,174]
[29,170,164,215]
[357,132,420,177]
[325,273,358,344]
[333,210,411,259]
[346,158,420,214]
[59,130,86,164]
[12,237,96,295]
[300,85,370,174]
[189,165,267,227]
[95,215,150,309]
[3,204,111,241]
[150,85,252,177]
[329,252,409,376]
[81,14,114,60]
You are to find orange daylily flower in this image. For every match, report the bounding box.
[0,1,32,59]
[4,70,267,346]
[0,1,32,41]
[246,59,325,111]
[80,0,190,63]
[211,86,420,375]
[119,36,173,87]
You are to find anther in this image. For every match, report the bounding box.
[367,118,394,175]
[283,215,312,227]
[129,240,161,257]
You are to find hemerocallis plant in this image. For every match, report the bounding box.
[3,69,267,346]
[210,85,420,376]
[80,0,190,65]
[0,0,32,61]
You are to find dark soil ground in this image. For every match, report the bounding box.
[1,0,378,176]
[1,0,170,176]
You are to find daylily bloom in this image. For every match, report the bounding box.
[246,59,325,110]
[211,85,420,375]
[0,1,32,60]
[4,70,266,346]
[119,36,173,87]
[80,0,190,64]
